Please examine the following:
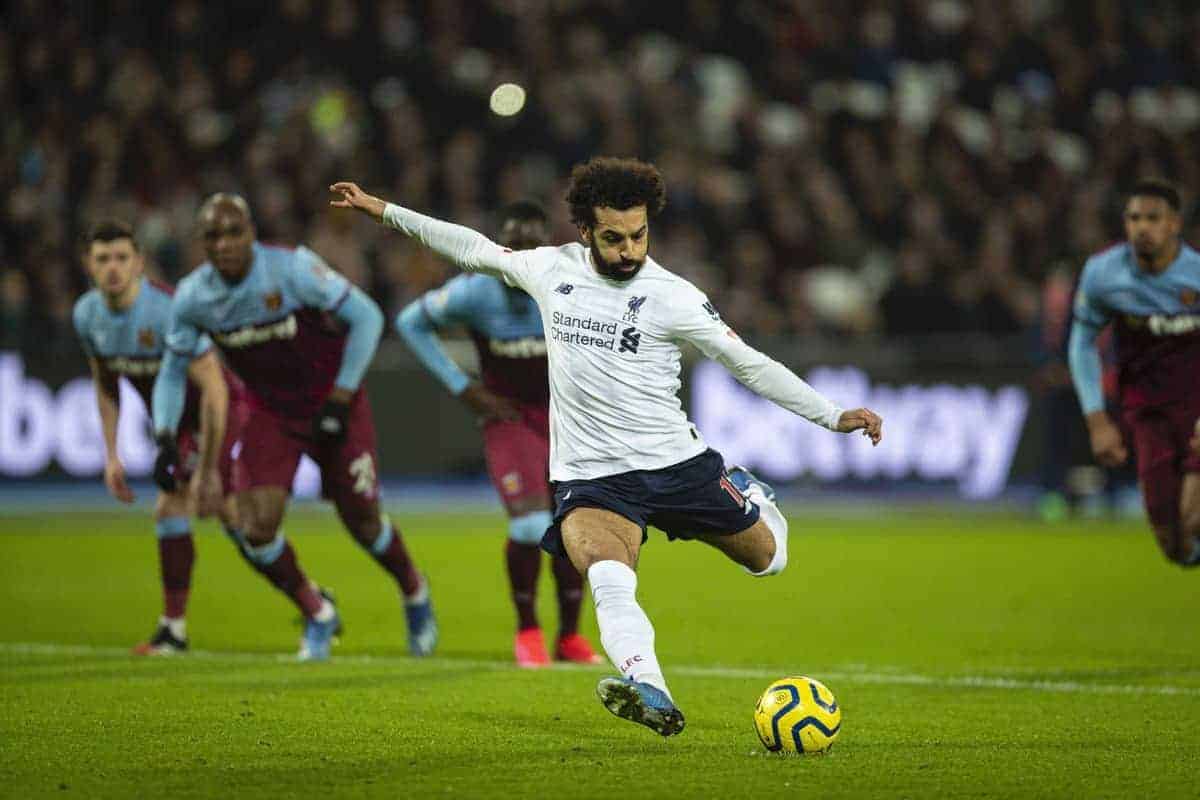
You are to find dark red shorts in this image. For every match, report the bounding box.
[483,404,551,516]
[1122,401,1200,528]
[175,397,246,495]
[232,391,381,514]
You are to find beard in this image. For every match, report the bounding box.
[589,240,645,282]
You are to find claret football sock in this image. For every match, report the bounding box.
[587,560,673,701]
[368,519,422,596]
[155,517,194,619]
[506,539,542,630]
[551,554,584,637]
[244,532,324,617]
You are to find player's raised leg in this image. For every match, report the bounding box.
[132,489,196,655]
[699,466,788,577]
[561,508,684,737]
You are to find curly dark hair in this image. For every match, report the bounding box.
[565,157,667,228]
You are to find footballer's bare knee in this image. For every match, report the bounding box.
[239,487,288,544]
[561,507,641,573]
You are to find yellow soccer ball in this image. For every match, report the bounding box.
[753,676,841,754]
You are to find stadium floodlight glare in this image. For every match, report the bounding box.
[489,82,526,117]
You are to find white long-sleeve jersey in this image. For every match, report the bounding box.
[384,203,844,481]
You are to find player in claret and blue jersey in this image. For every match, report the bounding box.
[1070,181,1200,567]
[73,220,330,654]
[152,194,436,660]
[396,201,600,668]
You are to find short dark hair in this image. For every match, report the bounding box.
[498,200,548,225]
[87,219,138,250]
[565,157,667,228]
[1128,180,1181,212]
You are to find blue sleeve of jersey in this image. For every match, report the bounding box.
[395,298,471,396]
[420,275,481,327]
[72,299,94,358]
[193,332,215,357]
[330,287,383,392]
[1068,318,1105,414]
[1067,261,1108,415]
[152,349,190,435]
[163,292,204,358]
[288,246,352,311]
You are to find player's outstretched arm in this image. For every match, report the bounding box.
[674,294,882,445]
[328,182,539,286]
[185,351,228,517]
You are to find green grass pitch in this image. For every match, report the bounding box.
[1,507,1198,798]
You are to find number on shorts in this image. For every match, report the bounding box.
[349,453,376,496]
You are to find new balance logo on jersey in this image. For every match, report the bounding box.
[623,295,647,323]
[619,326,641,354]
[555,283,574,295]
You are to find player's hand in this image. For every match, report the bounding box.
[1085,412,1128,467]
[312,396,351,446]
[152,433,179,493]
[104,456,135,504]
[329,182,387,221]
[190,468,223,519]
[836,408,883,446]
[460,383,521,423]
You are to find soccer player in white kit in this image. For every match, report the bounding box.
[330,157,882,737]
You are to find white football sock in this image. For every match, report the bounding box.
[160,615,187,640]
[313,597,336,623]
[745,484,788,577]
[587,560,672,701]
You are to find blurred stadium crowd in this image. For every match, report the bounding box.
[4,0,1200,355]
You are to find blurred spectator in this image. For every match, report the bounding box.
[4,0,1200,356]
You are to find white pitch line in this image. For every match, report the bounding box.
[3,641,1199,698]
